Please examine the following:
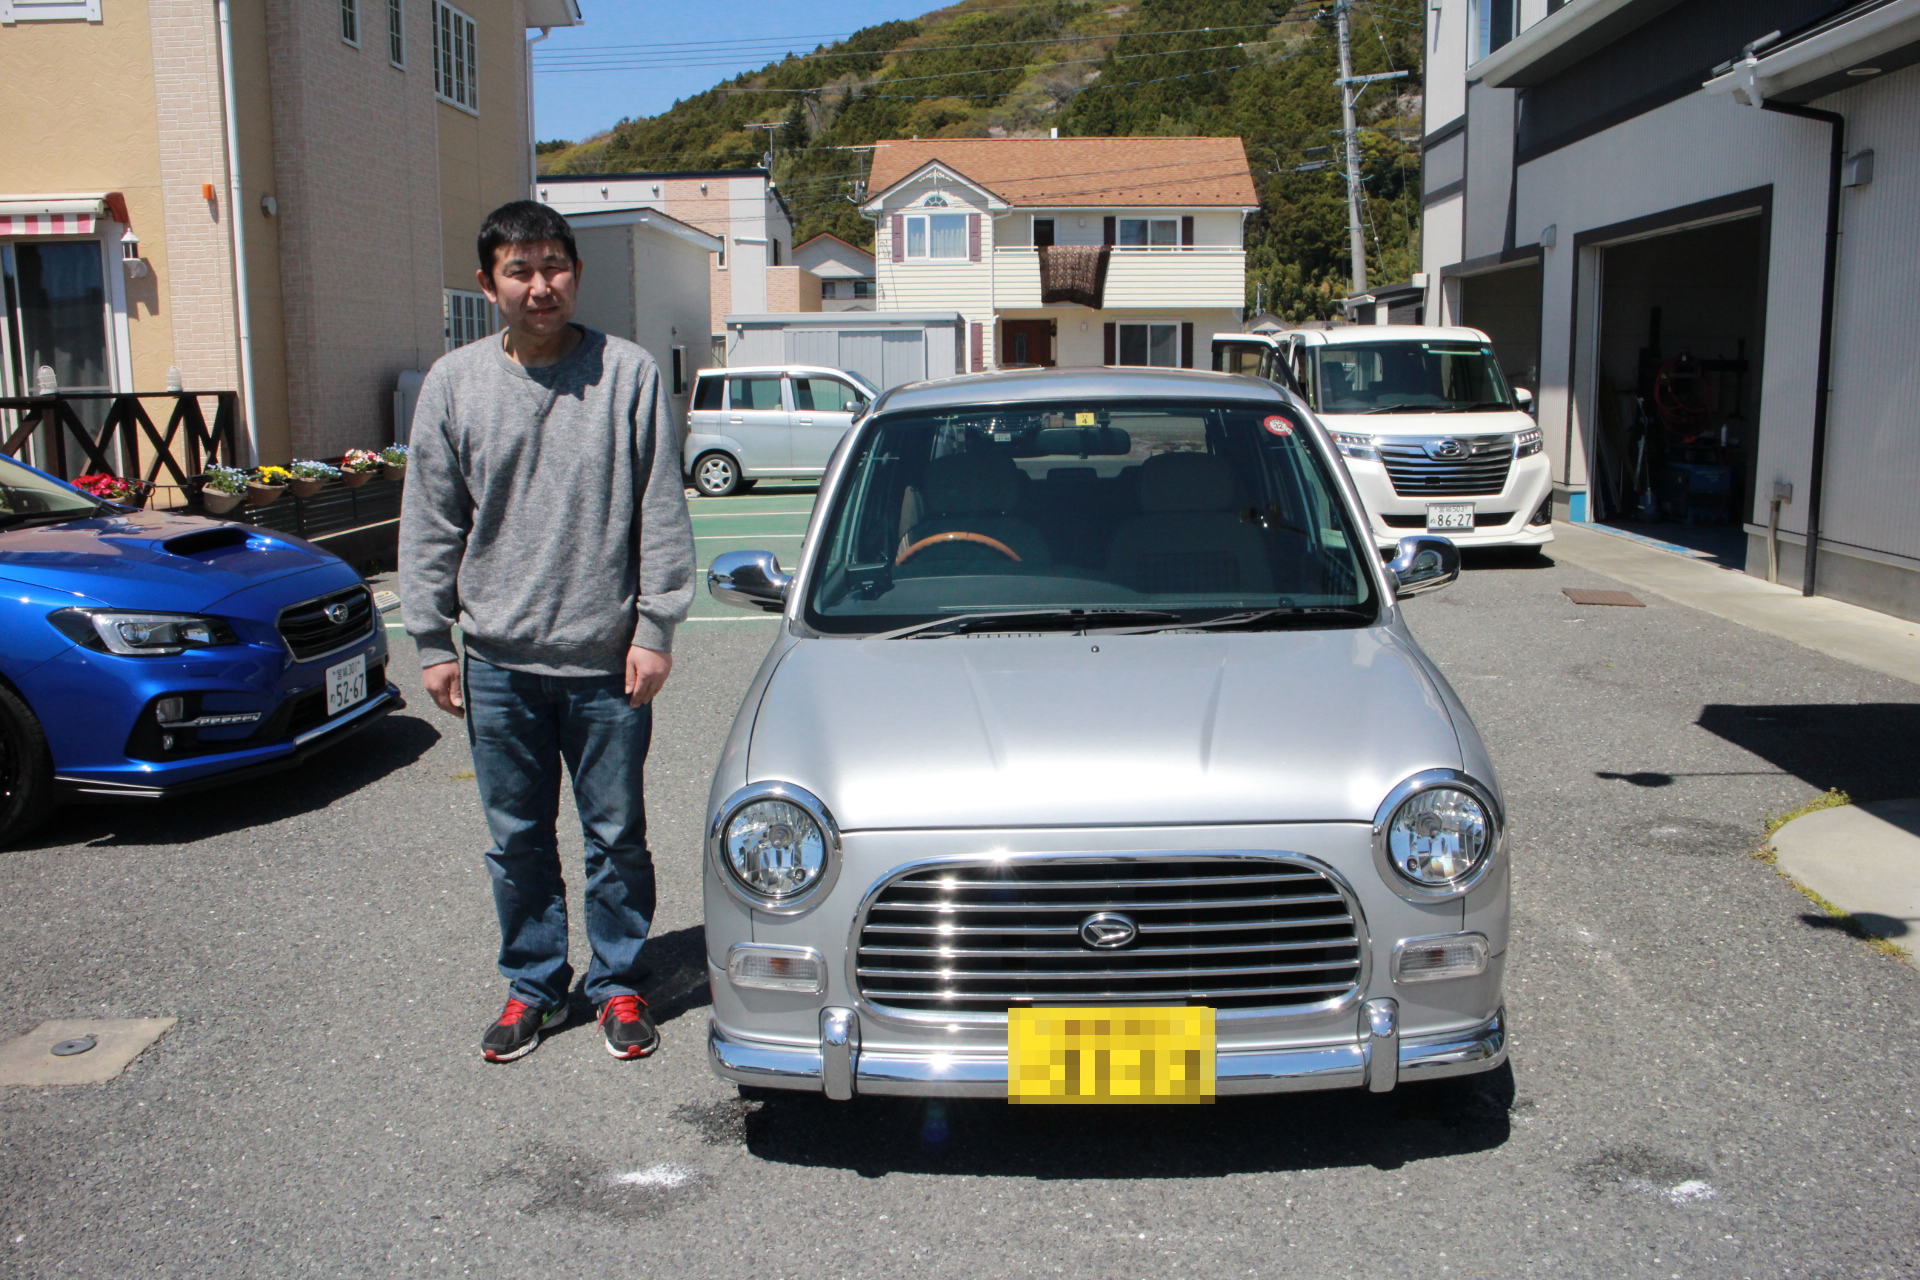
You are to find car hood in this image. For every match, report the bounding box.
[747,628,1463,830]
[1325,408,1534,436]
[0,510,341,612]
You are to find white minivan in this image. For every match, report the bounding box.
[684,365,880,497]
[1277,326,1553,552]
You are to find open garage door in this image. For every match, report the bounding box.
[1458,262,1542,399]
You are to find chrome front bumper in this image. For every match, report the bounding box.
[710,1003,1506,1099]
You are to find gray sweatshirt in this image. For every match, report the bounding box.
[398,327,694,677]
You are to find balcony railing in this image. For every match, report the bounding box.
[0,390,241,492]
[991,245,1246,310]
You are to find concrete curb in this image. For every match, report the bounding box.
[1770,799,1920,964]
[1548,522,1920,687]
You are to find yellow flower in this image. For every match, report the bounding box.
[255,465,291,484]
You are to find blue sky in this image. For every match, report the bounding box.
[533,0,937,144]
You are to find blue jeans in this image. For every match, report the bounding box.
[464,657,656,1009]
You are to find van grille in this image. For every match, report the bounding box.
[1380,437,1512,497]
[277,585,374,662]
[854,856,1363,1014]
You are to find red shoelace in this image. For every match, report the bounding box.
[497,998,534,1026]
[601,994,645,1024]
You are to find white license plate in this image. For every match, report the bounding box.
[1426,503,1475,531]
[325,653,368,717]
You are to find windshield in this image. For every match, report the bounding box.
[1311,340,1515,414]
[0,455,104,525]
[802,397,1378,634]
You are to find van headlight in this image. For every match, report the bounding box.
[710,783,840,912]
[1372,771,1501,900]
[1333,431,1380,461]
[1515,427,1543,457]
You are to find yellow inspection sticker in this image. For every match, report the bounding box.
[1007,1007,1215,1104]
[1075,412,1097,426]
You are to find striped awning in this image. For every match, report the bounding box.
[0,213,96,236]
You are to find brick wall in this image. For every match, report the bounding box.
[764,266,821,314]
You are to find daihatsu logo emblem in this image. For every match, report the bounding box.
[1426,438,1465,459]
[324,602,351,625]
[1079,912,1138,949]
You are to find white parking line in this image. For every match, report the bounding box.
[694,532,806,541]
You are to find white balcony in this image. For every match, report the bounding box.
[991,246,1246,311]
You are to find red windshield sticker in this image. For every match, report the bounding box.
[1263,415,1294,436]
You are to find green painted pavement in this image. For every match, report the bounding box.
[685,484,818,620]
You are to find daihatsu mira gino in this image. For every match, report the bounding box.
[699,366,1508,1102]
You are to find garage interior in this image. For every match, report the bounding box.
[1589,216,1765,569]
[1458,261,1543,398]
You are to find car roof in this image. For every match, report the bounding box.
[692,365,876,384]
[871,365,1292,416]
[1212,332,1281,347]
[1287,325,1490,346]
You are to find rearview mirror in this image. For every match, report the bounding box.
[709,550,791,613]
[1387,536,1460,598]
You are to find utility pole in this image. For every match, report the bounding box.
[1329,0,1407,317]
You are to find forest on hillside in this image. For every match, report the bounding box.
[538,0,1424,322]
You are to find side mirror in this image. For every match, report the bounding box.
[1513,386,1534,413]
[709,550,792,613]
[1388,535,1460,598]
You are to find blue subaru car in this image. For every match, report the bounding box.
[0,453,401,845]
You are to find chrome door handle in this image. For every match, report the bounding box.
[797,417,814,424]
[729,416,743,423]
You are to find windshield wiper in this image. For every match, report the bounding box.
[1439,401,1512,413]
[1095,606,1378,635]
[871,607,1180,641]
[0,508,101,531]
[1358,404,1444,414]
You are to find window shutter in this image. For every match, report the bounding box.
[891,214,905,263]
[1103,322,1116,365]
[1181,215,1194,248]
[969,322,984,372]
[967,213,980,262]
[1102,216,1116,247]
[1180,322,1194,368]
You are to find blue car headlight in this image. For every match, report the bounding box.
[49,608,239,656]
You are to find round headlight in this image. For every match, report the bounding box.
[1386,786,1491,886]
[722,798,827,900]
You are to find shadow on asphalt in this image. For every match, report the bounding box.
[1695,703,1920,802]
[13,711,442,851]
[723,1062,1514,1178]
[542,925,715,1036]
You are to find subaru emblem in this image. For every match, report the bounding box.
[1078,912,1138,950]
[324,602,351,625]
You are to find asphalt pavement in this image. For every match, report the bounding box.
[3,506,1918,1279]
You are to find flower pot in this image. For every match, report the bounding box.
[288,477,326,499]
[202,489,246,515]
[340,470,374,488]
[247,483,285,507]
[381,463,407,483]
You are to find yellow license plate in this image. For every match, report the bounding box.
[1007,1007,1215,1104]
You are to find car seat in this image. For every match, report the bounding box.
[1105,453,1273,594]
[898,451,1051,572]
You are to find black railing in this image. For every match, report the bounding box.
[223,476,404,542]
[0,390,241,489]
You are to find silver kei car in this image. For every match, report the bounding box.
[700,365,1509,1103]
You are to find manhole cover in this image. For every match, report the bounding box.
[1563,588,1645,607]
[50,1036,97,1057]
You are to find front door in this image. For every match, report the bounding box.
[1001,319,1055,368]
[2,240,112,474]
[725,373,791,472]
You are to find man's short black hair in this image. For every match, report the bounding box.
[477,200,578,280]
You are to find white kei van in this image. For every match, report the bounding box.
[1278,326,1553,552]
[684,365,879,497]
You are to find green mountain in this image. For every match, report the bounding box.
[540,0,1423,322]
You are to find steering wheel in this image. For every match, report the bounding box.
[895,531,1022,565]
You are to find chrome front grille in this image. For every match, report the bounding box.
[277,585,374,662]
[1380,436,1513,497]
[854,856,1363,1014]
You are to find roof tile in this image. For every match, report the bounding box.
[867,136,1258,208]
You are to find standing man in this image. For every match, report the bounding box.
[400,201,694,1064]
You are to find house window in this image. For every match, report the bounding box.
[1117,218,1178,248]
[770,239,781,266]
[1470,0,1518,62]
[851,279,873,299]
[671,346,685,395]
[820,281,838,300]
[716,234,726,269]
[444,288,495,350]
[903,213,967,260]
[387,0,404,65]
[1116,322,1179,368]
[341,0,359,45]
[431,0,477,112]
[1033,217,1055,247]
[1,0,103,20]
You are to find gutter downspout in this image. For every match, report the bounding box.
[1760,98,1844,598]
[215,0,259,465]
[526,27,551,197]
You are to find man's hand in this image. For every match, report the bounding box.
[625,646,673,706]
[422,661,464,718]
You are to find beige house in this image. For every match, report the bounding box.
[0,0,577,473]
[794,232,876,312]
[860,137,1258,371]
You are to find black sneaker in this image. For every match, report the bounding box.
[482,998,565,1063]
[598,994,660,1060]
